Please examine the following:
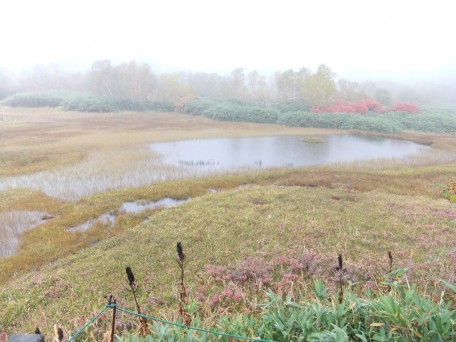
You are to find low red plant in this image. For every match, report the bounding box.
[390,102,419,113]
[311,99,384,114]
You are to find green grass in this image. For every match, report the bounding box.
[116,283,455,341]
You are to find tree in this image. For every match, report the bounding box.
[158,72,193,101]
[272,68,310,102]
[375,89,392,106]
[337,79,366,102]
[89,60,115,96]
[88,60,158,101]
[220,68,247,100]
[305,64,337,106]
[247,70,270,104]
[185,72,225,98]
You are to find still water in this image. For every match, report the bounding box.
[150,135,427,170]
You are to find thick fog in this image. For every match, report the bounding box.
[1,0,455,103]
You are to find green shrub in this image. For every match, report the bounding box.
[1,91,175,113]
[182,98,278,123]
[182,98,456,134]
[117,280,455,341]
[0,90,82,107]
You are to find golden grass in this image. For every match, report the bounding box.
[0,107,340,177]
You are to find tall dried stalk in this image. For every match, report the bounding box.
[336,254,345,304]
[53,325,63,342]
[176,242,192,326]
[125,266,149,336]
[388,251,393,273]
[387,251,393,292]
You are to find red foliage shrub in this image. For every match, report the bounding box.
[361,99,384,112]
[311,99,384,114]
[390,102,419,113]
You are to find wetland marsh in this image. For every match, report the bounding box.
[0,107,454,338]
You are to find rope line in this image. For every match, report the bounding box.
[67,303,274,342]
[116,306,273,341]
[67,305,110,342]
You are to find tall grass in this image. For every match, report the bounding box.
[0,148,221,201]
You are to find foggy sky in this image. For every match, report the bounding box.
[1,0,455,80]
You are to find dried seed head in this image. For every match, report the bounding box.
[337,254,343,271]
[177,242,185,263]
[34,327,41,335]
[57,327,64,341]
[126,266,135,286]
[388,251,393,270]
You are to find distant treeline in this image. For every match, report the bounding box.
[2,60,456,134]
[1,60,454,105]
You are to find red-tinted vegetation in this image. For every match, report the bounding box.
[311,99,384,114]
[391,102,420,113]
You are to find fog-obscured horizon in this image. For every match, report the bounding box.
[1,60,456,105]
[1,0,455,104]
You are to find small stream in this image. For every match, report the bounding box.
[67,197,190,232]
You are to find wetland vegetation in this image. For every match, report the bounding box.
[2,1,456,338]
[0,105,455,340]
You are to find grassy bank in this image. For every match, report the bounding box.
[0,166,455,339]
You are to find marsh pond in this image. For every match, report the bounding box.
[150,134,427,170]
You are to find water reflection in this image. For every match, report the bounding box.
[67,197,190,233]
[0,211,50,257]
[150,135,426,170]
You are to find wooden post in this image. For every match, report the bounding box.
[108,295,117,342]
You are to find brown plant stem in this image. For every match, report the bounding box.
[176,242,192,326]
[125,267,149,336]
[337,254,344,304]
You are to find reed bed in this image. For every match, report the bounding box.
[0,148,220,201]
[1,143,452,202]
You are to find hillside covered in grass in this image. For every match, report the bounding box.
[1,167,455,340]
